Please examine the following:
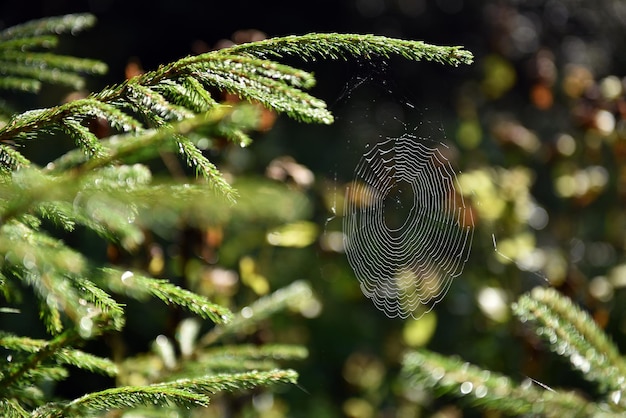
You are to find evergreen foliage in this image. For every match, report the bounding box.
[402,287,626,416]
[0,13,472,417]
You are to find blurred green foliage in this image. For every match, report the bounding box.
[2,0,626,416]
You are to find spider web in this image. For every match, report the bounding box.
[328,59,475,319]
[344,133,473,319]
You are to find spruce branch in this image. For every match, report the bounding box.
[0,14,97,41]
[0,35,58,51]
[402,350,599,417]
[0,332,118,377]
[173,132,235,195]
[185,54,329,123]
[1,106,244,200]
[225,33,474,66]
[193,344,308,373]
[0,51,106,75]
[50,109,229,173]
[0,221,126,335]
[0,98,141,150]
[125,83,195,122]
[73,278,126,330]
[0,77,41,93]
[0,61,95,90]
[152,344,310,381]
[0,220,84,276]
[0,28,472,147]
[59,118,106,158]
[0,144,29,173]
[164,369,299,395]
[0,165,147,248]
[201,280,315,346]
[0,14,476,416]
[0,399,29,418]
[205,344,309,362]
[35,201,76,231]
[403,288,626,416]
[0,221,98,332]
[0,115,236,231]
[100,267,233,324]
[171,53,317,89]
[0,23,472,200]
[513,287,626,397]
[38,369,298,418]
[1,155,307,251]
[0,13,106,95]
[119,338,306,386]
[33,386,210,418]
[153,77,217,113]
[0,327,105,393]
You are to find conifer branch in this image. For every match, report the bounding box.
[206,344,309,362]
[0,21,473,200]
[151,344,310,381]
[59,119,106,158]
[34,386,210,418]
[0,221,122,333]
[192,344,308,373]
[402,350,598,417]
[1,328,93,392]
[119,336,306,386]
[173,132,235,198]
[201,280,314,346]
[0,144,29,173]
[0,13,476,416]
[0,332,118,376]
[0,165,147,247]
[33,369,297,417]
[513,287,626,396]
[225,33,474,66]
[0,60,96,90]
[153,78,215,113]
[403,288,626,416]
[100,268,233,324]
[0,77,40,93]
[184,54,329,123]
[73,278,126,330]
[66,106,238,172]
[166,369,299,395]
[0,221,92,332]
[35,201,77,231]
[0,51,106,74]
[0,35,58,51]
[0,14,97,41]
[26,169,307,238]
[0,398,30,418]
[0,14,105,95]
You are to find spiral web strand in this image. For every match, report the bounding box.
[343,132,474,319]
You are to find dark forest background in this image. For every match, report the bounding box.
[2,1,626,417]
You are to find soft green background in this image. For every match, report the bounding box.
[2,1,625,416]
